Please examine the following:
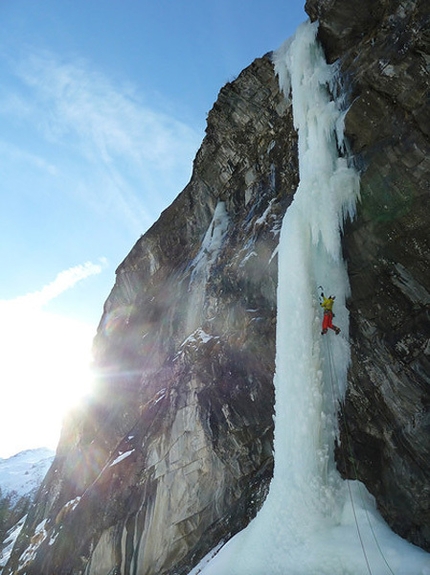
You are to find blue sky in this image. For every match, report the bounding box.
[0,0,306,457]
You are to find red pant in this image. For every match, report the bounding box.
[322,311,334,331]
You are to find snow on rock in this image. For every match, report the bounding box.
[17,518,48,571]
[110,450,134,467]
[189,201,229,285]
[185,201,230,335]
[175,329,220,365]
[0,515,27,570]
[180,328,217,348]
[0,449,54,573]
[0,448,54,502]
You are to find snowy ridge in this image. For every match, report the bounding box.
[189,21,430,575]
[0,448,54,502]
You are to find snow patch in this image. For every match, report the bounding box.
[18,518,48,570]
[255,198,276,226]
[182,328,214,345]
[110,450,134,467]
[0,515,27,569]
[154,388,167,405]
[64,495,81,512]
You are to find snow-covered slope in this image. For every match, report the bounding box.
[0,448,54,501]
[0,448,54,573]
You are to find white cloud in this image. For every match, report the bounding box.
[0,90,33,119]
[0,260,106,312]
[18,51,197,166]
[0,139,58,176]
[0,49,201,234]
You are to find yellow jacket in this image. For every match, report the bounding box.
[320,296,335,313]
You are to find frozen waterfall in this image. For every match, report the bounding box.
[190,20,430,575]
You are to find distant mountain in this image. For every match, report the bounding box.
[0,448,54,572]
[0,448,54,502]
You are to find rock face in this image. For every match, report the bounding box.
[305,0,430,549]
[4,1,430,573]
[4,57,298,575]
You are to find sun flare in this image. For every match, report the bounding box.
[0,304,95,458]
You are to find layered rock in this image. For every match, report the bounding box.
[4,56,298,575]
[306,0,430,550]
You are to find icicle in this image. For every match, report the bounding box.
[191,20,430,575]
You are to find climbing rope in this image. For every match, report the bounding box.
[317,284,395,573]
[334,353,396,575]
[323,335,374,575]
[323,334,396,575]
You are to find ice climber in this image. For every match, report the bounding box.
[320,294,341,335]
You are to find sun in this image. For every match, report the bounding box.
[0,305,96,458]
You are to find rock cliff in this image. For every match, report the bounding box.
[4,56,298,575]
[305,0,430,549]
[4,0,429,573]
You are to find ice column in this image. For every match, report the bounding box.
[191,20,430,575]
